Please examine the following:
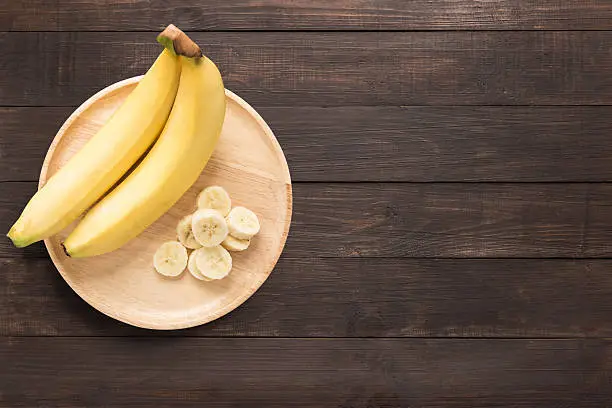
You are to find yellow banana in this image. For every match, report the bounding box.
[8,47,181,247]
[64,35,226,257]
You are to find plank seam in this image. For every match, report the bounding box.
[4,29,612,33]
[4,256,612,261]
[2,335,611,340]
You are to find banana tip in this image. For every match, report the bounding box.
[7,228,29,248]
[61,242,72,257]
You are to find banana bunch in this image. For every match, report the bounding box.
[7,25,227,258]
[154,185,261,281]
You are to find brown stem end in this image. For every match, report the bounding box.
[61,242,71,257]
[157,24,202,59]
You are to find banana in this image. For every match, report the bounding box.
[176,214,202,249]
[63,26,226,257]
[221,235,250,252]
[226,207,260,240]
[153,241,187,277]
[195,245,232,280]
[191,209,228,247]
[197,186,231,216]
[7,47,181,248]
[187,249,212,281]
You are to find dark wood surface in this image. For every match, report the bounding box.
[4,31,612,106]
[5,1,612,31]
[4,182,612,258]
[2,2,612,407]
[4,257,612,338]
[3,338,612,407]
[5,106,612,182]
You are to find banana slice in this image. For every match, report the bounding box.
[221,235,250,252]
[195,245,232,280]
[226,206,260,239]
[197,186,232,217]
[153,241,187,277]
[187,249,212,281]
[176,214,202,249]
[191,209,228,247]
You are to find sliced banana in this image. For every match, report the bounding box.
[153,241,187,277]
[195,245,232,280]
[221,234,250,252]
[187,249,212,281]
[176,214,202,249]
[191,209,229,247]
[197,186,232,217]
[226,206,260,239]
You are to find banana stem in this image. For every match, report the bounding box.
[157,24,202,58]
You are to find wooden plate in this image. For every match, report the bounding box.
[40,76,292,330]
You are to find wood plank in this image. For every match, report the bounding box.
[292,183,611,258]
[0,0,59,31]
[3,257,612,337]
[2,338,611,407]
[4,106,612,182]
[1,31,611,107]
[2,182,612,259]
[0,108,66,182]
[4,1,612,31]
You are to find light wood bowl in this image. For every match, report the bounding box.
[40,76,292,330]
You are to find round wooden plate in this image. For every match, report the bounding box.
[40,76,292,330]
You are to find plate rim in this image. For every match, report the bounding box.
[40,76,292,330]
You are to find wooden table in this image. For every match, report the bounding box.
[3,2,612,406]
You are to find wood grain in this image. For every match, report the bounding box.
[3,182,612,259]
[4,257,612,338]
[290,183,611,258]
[2,337,611,407]
[4,1,612,31]
[2,31,612,107]
[4,106,612,182]
[0,0,59,31]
